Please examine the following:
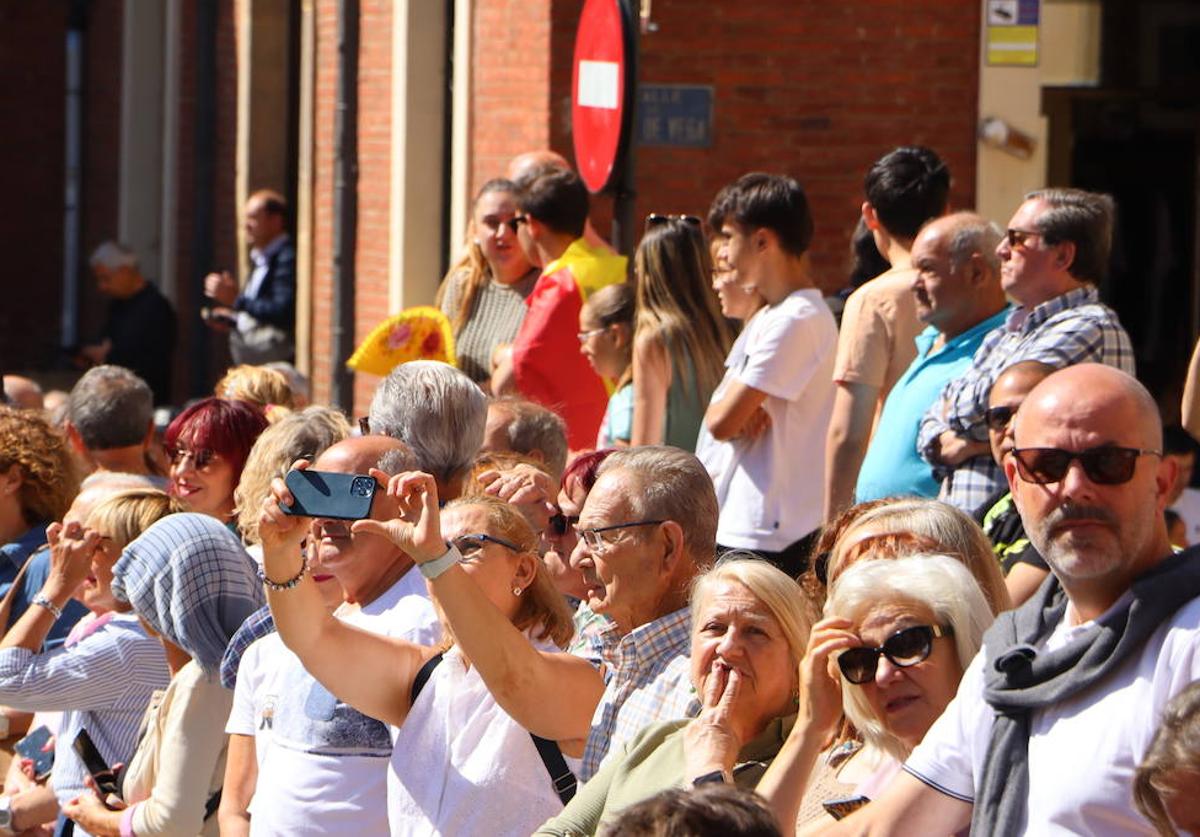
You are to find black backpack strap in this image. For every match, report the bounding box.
[530,734,577,804]
[410,652,445,705]
[204,788,222,821]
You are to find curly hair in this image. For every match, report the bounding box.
[0,406,78,526]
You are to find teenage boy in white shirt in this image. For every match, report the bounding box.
[696,173,837,577]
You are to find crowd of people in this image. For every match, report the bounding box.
[0,146,1199,837]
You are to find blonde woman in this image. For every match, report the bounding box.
[215,364,295,416]
[232,405,352,548]
[437,179,540,385]
[632,215,733,451]
[260,471,591,835]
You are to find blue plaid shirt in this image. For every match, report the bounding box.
[918,286,1135,512]
[579,606,699,782]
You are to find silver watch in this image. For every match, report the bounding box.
[0,793,14,830]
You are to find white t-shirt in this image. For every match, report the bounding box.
[226,568,440,836]
[905,593,1200,836]
[1170,487,1200,545]
[388,638,567,836]
[697,289,836,551]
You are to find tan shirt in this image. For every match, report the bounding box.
[832,267,921,417]
[124,660,230,837]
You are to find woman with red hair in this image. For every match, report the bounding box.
[164,398,267,525]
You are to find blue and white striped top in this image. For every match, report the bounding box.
[0,612,170,813]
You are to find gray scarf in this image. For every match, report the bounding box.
[973,547,1200,835]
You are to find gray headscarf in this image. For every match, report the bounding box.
[112,513,264,677]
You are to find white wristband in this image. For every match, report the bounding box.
[31,594,63,620]
[419,544,462,581]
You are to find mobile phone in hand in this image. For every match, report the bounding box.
[280,470,378,520]
[14,725,54,782]
[72,729,122,802]
[822,795,870,820]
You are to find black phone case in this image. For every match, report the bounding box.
[822,795,870,820]
[72,729,121,797]
[281,469,377,520]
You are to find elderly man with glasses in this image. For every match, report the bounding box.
[916,188,1135,514]
[563,446,718,781]
[827,363,1200,836]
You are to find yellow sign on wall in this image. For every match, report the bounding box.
[986,0,1039,66]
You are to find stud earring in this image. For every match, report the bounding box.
[512,586,523,597]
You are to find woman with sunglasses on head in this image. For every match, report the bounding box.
[752,554,993,835]
[164,397,268,527]
[630,215,733,451]
[259,470,591,835]
[577,283,635,447]
[437,179,540,386]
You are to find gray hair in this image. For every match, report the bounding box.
[89,241,139,271]
[942,213,1002,275]
[825,554,993,762]
[367,361,487,482]
[489,397,568,479]
[598,446,718,565]
[1024,187,1115,285]
[68,366,153,450]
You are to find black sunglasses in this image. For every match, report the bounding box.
[983,404,1016,432]
[1010,445,1161,486]
[504,215,529,234]
[547,512,579,538]
[645,213,702,230]
[1005,228,1042,248]
[166,445,216,470]
[837,624,952,685]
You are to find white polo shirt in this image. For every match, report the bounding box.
[697,288,836,552]
[905,593,1200,836]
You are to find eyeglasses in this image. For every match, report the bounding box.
[1010,445,1162,486]
[506,215,529,234]
[1005,228,1043,249]
[357,416,371,435]
[547,512,579,538]
[837,624,953,685]
[166,445,217,470]
[575,519,665,551]
[451,533,524,561]
[646,213,702,231]
[577,327,607,343]
[983,404,1017,432]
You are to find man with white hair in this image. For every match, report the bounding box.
[366,361,489,501]
[80,241,177,404]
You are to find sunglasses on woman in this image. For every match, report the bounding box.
[645,213,702,230]
[165,445,217,470]
[837,624,953,685]
[451,533,523,561]
[547,513,579,538]
[1010,445,1161,486]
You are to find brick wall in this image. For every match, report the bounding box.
[485,0,981,293]
[308,0,338,407]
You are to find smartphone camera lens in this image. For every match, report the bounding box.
[351,477,375,497]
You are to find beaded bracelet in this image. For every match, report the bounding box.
[258,555,309,591]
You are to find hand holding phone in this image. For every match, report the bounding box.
[72,729,122,805]
[14,725,54,782]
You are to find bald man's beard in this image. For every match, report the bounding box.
[1029,501,1145,583]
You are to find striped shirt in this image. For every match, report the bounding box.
[579,606,699,782]
[917,286,1135,512]
[440,268,538,383]
[0,613,170,811]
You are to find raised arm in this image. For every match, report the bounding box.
[0,522,96,653]
[354,471,605,745]
[260,463,431,727]
[631,330,671,446]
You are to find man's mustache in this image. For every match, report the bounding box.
[1044,502,1117,532]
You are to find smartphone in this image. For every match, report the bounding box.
[281,469,377,520]
[822,795,870,820]
[72,729,122,800]
[14,725,54,781]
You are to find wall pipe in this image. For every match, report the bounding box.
[61,0,88,352]
[331,0,359,410]
[189,0,218,396]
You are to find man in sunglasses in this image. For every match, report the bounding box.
[917,188,1134,514]
[828,364,1200,836]
[490,168,626,450]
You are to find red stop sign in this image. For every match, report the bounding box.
[571,0,633,193]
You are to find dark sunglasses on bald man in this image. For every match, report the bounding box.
[837,624,953,685]
[1010,445,1162,486]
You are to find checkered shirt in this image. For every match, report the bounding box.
[918,286,1135,512]
[578,605,699,782]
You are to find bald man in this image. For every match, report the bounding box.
[507,150,616,256]
[827,364,1200,836]
[2,376,43,411]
